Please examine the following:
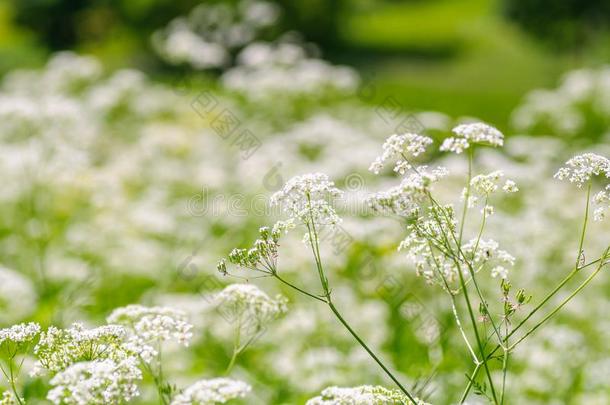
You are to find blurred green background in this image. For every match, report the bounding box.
[2,0,610,130]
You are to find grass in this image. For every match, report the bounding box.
[336,0,584,130]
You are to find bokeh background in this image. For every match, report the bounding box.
[0,0,609,404]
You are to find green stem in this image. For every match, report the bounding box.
[8,362,24,405]
[467,248,610,387]
[304,207,418,403]
[575,182,592,269]
[460,363,481,403]
[500,323,509,404]
[425,195,498,401]
[456,266,499,404]
[508,250,608,351]
[458,148,473,244]
[428,193,504,346]
[503,185,593,342]
[273,273,326,303]
[425,239,478,364]
[327,299,419,404]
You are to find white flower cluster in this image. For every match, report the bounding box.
[368,133,433,175]
[171,378,251,405]
[214,284,288,332]
[440,122,504,154]
[593,185,610,221]
[401,218,516,284]
[47,357,142,405]
[271,173,343,227]
[367,166,448,217]
[398,205,460,284]
[466,171,519,210]
[107,305,194,363]
[222,221,293,274]
[222,42,359,99]
[462,239,516,279]
[554,153,610,187]
[0,322,40,345]
[33,323,127,374]
[511,67,610,138]
[153,0,280,70]
[306,385,429,405]
[0,392,16,405]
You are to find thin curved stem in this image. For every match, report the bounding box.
[273,273,326,303]
[456,265,499,404]
[327,299,418,403]
[500,322,509,404]
[303,205,418,403]
[458,148,473,244]
[508,249,609,351]
[460,363,481,403]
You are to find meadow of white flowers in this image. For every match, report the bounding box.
[0,1,609,404]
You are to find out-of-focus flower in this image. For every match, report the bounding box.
[107,305,193,364]
[0,267,37,324]
[171,378,251,405]
[306,385,429,405]
[214,284,287,331]
[222,42,359,99]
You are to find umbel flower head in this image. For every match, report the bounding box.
[367,166,448,217]
[369,133,433,175]
[107,305,193,363]
[214,284,288,332]
[270,173,342,227]
[464,171,519,209]
[0,322,40,346]
[554,153,610,187]
[220,221,294,274]
[171,378,251,405]
[47,357,142,405]
[440,122,504,154]
[306,385,429,405]
[33,323,127,375]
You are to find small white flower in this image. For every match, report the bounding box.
[491,266,509,279]
[369,133,433,175]
[592,185,609,221]
[0,322,40,345]
[367,166,448,217]
[0,391,17,405]
[271,173,342,227]
[171,378,251,405]
[502,180,519,193]
[470,171,504,195]
[440,122,504,153]
[482,205,495,216]
[554,153,610,187]
[33,323,128,375]
[214,284,287,332]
